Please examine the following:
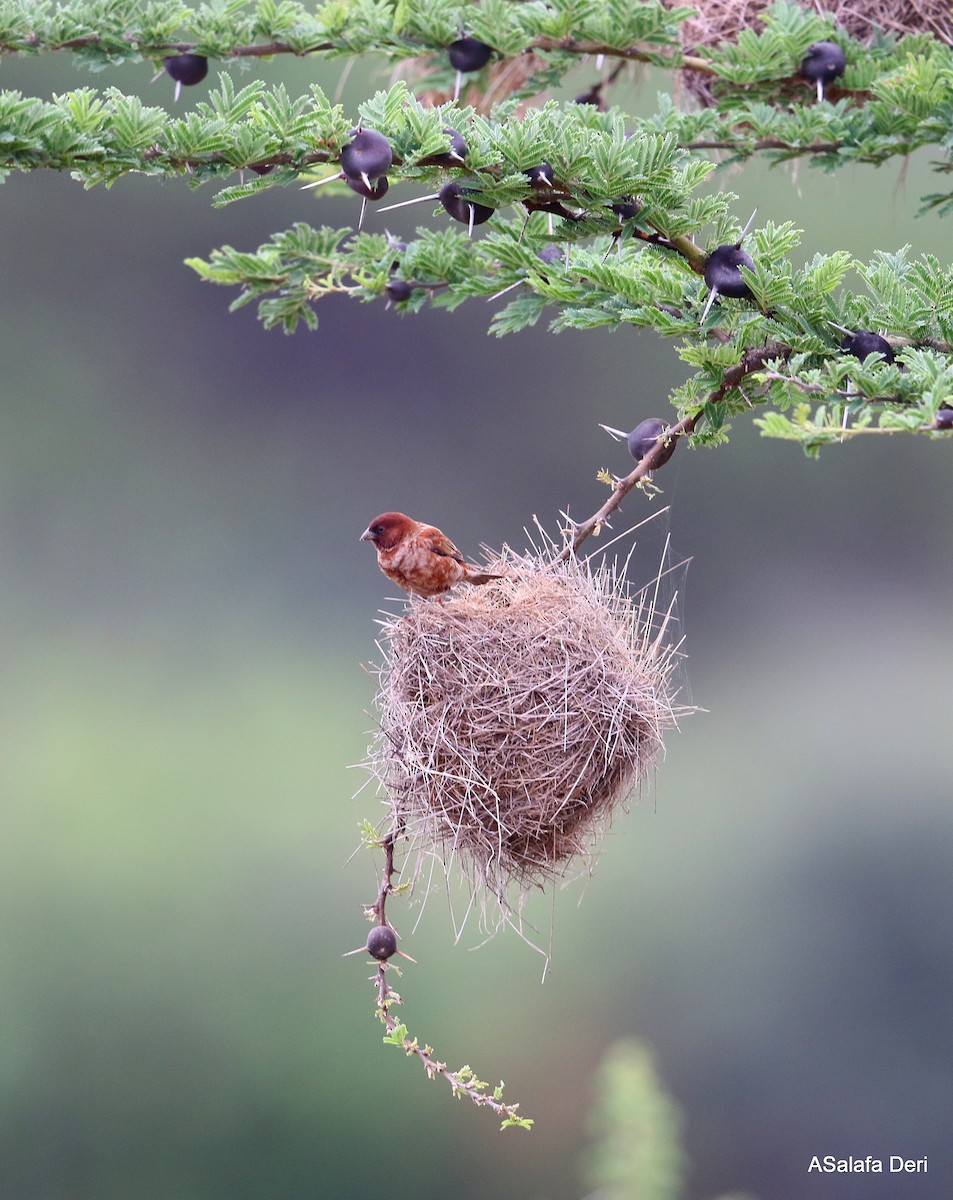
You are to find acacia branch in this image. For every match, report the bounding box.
[359,828,532,1128]
[684,138,844,154]
[555,412,698,563]
[557,341,791,562]
[527,36,716,75]
[4,34,333,57]
[1,31,718,73]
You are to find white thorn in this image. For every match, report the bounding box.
[598,424,628,441]
[486,279,524,302]
[377,192,440,212]
[595,54,605,70]
[740,207,758,240]
[547,212,553,235]
[300,172,344,191]
[151,68,164,83]
[828,321,853,335]
[817,78,824,103]
[454,70,463,101]
[700,285,719,323]
[357,195,367,230]
[361,171,372,191]
[174,79,182,103]
[468,203,474,238]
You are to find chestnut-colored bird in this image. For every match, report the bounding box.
[360,511,502,599]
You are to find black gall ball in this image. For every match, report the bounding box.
[439,179,494,227]
[799,41,846,86]
[366,925,399,961]
[627,418,678,467]
[424,127,468,167]
[344,174,389,201]
[385,279,414,303]
[704,244,755,299]
[934,407,953,430]
[841,330,894,364]
[526,162,555,189]
[163,54,209,86]
[340,129,393,185]
[448,37,493,73]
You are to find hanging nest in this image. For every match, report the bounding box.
[671,0,953,105]
[363,531,690,912]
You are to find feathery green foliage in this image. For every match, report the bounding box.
[582,1040,687,1200]
[2,0,952,451]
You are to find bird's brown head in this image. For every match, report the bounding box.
[360,511,414,551]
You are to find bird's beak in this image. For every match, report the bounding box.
[359,527,374,542]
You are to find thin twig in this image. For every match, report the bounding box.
[554,414,697,563]
[368,829,532,1127]
[555,341,791,562]
[4,33,718,75]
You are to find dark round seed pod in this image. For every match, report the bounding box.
[612,197,641,221]
[840,330,895,364]
[344,174,389,201]
[799,41,846,86]
[248,162,275,177]
[340,128,393,185]
[443,128,468,161]
[526,162,555,189]
[420,127,468,167]
[439,179,494,226]
[574,84,602,108]
[537,244,563,265]
[934,406,953,430]
[704,244,755,299]
[163,53,209,86]
[627,418,678,467]
[366,925,399,961]
[385,278,414,303]
[448,36,493,73]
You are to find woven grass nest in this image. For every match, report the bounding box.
[365,532,689,910]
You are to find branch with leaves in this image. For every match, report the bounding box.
[9,0,952,1138]
[3,0,952,458]
[346,824,532,1130]
[10,0,938,1132]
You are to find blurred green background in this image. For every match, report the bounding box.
[1,46,951,1200]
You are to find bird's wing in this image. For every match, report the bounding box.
[420,525,465,563]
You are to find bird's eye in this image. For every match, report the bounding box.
[373,524,385,535]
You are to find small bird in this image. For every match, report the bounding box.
[360,512,503,599]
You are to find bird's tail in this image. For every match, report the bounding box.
[466,567,506,585]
